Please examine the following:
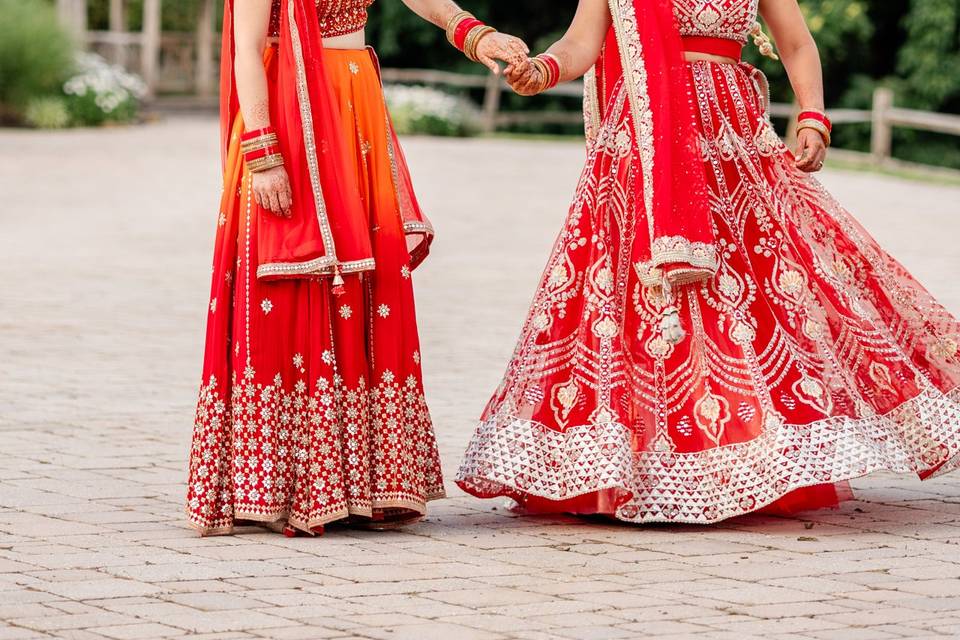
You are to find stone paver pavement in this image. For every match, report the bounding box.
[2,116,960,639]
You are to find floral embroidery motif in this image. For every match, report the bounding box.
[348,61,360,75]
[339,305,353,320]
[456,29,960,523]
[377,304,390,318]
[261,299,273,314]
[187,366,444,534]
[673,0,760,44]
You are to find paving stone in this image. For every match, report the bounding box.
[3,117,960,640]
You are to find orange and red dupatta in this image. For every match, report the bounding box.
[220,0,373,281]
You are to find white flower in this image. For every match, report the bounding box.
[339,305,353,319]
[63,53,147,116]
[377,304,390,318]
[261,299,273,314]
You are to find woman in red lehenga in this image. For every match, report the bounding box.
[185,0,527,535]
[457,0,960,524]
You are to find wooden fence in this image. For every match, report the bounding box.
[384,69,960,167]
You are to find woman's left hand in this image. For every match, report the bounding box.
[475,33,530,75]
[795,128,827,173]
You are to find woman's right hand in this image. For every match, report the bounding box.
[505,58,544,97]
[252,165,293,217]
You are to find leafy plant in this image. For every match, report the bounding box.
[0,0,75,122]
[24,96,71,129]
[63,53,147,126]
[384,85,479,137]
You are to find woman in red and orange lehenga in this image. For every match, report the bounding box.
[456,0,960,524]
[185,0,528,536]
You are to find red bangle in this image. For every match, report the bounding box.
[538,54,561,90]
[243,146,280,162]
[241,126,276,142]
[798,110,832,132]
[454,18,483,51]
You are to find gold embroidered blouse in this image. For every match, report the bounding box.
[269,0,376,39]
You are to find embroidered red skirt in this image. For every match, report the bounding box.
[456,61,960,523]
[186,48,444,536]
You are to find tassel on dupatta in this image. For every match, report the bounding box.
[585,0,719,343]
[589,0,718,344]
[219,0,374,283]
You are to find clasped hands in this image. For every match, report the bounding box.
[475,34,552,96]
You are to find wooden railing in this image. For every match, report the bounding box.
[384,69,960,167]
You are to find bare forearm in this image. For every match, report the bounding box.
[234,0,273,130]
[399,0,463,28]
[781,40,825,111]
[235,50,271,129]
[760,0,824,111]
[546,0,610,83]
[545,37,600,83]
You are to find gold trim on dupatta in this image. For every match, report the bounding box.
[257,257,376,279]
[607,0,719,289]
[607,0,656,246]
[583,66,601,149]
[286,0,339,269]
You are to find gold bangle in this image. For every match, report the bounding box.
[465,25,496,62]
[529,58,545,93]
[798,119,831,147]
[240,132,278,145]
[540,52,562,87]
[240,133,279,152]
[241,139,280,154]
[247,153,284,173]
[445,10,473,46]
[464,25,491,61]
[535,55,558,91]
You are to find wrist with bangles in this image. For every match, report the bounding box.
[528,53,562,94]
[797,108,832,147]
[241,126,284,173]
[446,10,496,63]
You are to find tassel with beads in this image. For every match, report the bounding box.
[660,306,686,345]
[331,267,346,297]
[750,22,779,61]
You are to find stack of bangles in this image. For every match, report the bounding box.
[241,126,284,173]
[529,53,562,94]
[445,10,496,62]
[797,109,832,147]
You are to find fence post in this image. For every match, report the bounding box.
[57,0,87,40]
[195,0,216,98]
[871,87,894,164]
[141,0,162,99]
[481,72,502,134]
[109,0,126,67]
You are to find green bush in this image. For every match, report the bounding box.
[0,0,75,123]
[62,53,147,126]
[384,85,479,137]
[24,96,71,129]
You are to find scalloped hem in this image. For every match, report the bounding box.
[456,387,960,525]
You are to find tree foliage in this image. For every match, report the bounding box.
[77,0,960,112]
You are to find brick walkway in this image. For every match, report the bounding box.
[2,117,960,639]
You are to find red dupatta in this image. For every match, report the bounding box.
[584,0,716,290]
[220,0,373,281]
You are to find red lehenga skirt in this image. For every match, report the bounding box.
[186,47,445,536]
[456,60,960,524]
